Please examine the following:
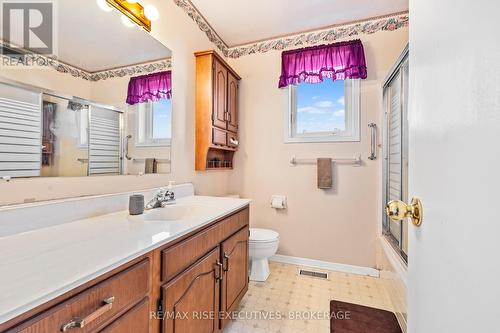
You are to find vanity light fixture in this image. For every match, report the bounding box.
[104,0,159,32]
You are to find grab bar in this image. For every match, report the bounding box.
[368,123,377,160]
[124,135,132,160]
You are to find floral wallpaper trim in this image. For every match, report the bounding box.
[173,0,408,59]
[0,42,172,82]
[173,0,229,54]
[88,59,172,82]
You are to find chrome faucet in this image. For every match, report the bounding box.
[145,188,175,209]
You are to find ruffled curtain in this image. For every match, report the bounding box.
[126,71,172,105]
[278,40,367,88]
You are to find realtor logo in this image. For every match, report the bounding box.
[2,0,54,55]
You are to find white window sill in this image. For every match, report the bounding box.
[135,141,171,148]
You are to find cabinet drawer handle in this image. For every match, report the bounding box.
[229,138,239,146]
[61,296,115,332]
[223,253,230,272]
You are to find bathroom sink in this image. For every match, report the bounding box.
[129,204,216,222]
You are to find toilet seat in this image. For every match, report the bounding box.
[250,228,279,243]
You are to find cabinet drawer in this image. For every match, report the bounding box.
[161,208,250,282]
[8,260,150,333]
[99,298,149,333]
[162,223,222,282]
[212,128,227,146]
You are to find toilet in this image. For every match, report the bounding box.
[249,228,280,281]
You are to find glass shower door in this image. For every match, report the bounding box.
[383,51,409,261]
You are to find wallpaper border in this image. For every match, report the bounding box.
[174,0,409,58]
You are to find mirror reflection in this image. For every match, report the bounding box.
[0,0,172,178]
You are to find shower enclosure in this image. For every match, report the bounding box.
[382,45,409,261]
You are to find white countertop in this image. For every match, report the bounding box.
[0,195,251,324]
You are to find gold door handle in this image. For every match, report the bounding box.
[223,253,230,272]
[385,197,423,226]
[214,261,223,281]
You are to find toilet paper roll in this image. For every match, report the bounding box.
[271,197,285,209]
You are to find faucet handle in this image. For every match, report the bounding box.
[155,188,168,197]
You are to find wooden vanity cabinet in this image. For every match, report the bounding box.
[159,209,249,332]
[161,247,221,333]
[220,227,249,328]
[3,259,151,333]
[0,207,250,333]
[195,50,241,171]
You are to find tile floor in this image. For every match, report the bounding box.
[224,261,394,333]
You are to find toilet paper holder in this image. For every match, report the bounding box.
[271,195,286,209]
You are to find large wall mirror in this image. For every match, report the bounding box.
[0,0,172,178]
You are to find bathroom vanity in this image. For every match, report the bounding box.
[0,187,250,333]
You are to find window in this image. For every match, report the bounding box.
[136,99,172,146]
[285,79,360,143]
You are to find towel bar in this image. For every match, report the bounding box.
[289,155,361,166]
[132,158,171,164]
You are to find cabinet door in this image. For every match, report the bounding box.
[227,73,238,133]
[220,227,249,329]
[162,247,221,333]
[213,59,227,130]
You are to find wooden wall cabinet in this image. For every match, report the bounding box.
[1,207,250,333]
[195,50,241,171]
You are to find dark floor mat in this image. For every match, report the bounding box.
[330,300,402,333]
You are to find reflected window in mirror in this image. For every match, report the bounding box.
[77,107,89,148]
[136,99,172,147]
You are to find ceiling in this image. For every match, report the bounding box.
[55,0,171,72]
[190,0,409,47]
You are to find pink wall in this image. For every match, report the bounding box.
[228,29,409,268]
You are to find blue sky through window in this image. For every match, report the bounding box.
[296,80,345,134]
[152,99,172,139]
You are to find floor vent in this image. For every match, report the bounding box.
[299,269,328,279]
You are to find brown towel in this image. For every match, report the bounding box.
[317,158,332,189]
[144,158,157,174]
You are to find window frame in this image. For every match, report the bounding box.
[284,79,361,143]
[77,107,89,149]
[135,100,172,147]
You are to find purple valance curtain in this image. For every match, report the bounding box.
[278,40,367,88]
[126,71,172,105]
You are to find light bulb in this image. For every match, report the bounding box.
[144,5,159,21]
[96,0,113,12]
[121,15,135,27]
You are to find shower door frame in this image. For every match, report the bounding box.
[382,45,409,263]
